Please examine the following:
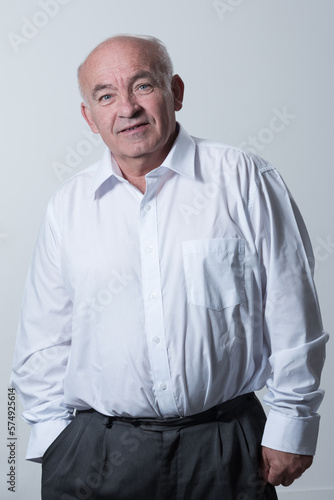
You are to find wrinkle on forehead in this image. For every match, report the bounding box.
[79,37,161,103]
[91,70,156,101]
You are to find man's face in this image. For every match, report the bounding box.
[80,39,184,171]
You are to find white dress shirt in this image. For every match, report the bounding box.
[11,124,328,462]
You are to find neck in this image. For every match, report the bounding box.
[115,123,180,194]
[117,154,161,179]
[121,170,147,194]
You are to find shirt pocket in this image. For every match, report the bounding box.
[182,238,245,311]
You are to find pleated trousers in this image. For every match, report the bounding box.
[42,393,277,500]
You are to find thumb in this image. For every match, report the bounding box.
[260,450,270,483]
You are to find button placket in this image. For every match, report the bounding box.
[140,192,178,416]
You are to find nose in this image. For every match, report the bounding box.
[118,93,141,118]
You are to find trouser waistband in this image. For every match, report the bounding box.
[77,392,255,430]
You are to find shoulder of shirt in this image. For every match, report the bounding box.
[51,159,101,201]
[191,135,276,175]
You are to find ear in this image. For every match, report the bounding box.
[81,102,100,134]
[171,74,184,112]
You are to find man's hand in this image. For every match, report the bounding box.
[260,446,313,487]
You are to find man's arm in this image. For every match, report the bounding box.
[248,158,328,467]
[10,192,73,462]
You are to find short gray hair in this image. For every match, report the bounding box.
[77,34,174,103]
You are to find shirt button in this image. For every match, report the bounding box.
[145,246,153,253]
[153,336,160,344]
[160,383,167,390]
[149,292,157,300]
[144,204,151,211]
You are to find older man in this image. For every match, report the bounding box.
[11,35,327,499]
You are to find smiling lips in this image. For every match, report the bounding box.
[120,123,148,133]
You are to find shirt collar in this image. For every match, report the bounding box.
[158,123,196,179]
[89,123,196,197]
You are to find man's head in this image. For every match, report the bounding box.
[78,35,184,174]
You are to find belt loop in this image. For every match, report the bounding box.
[105,417,113,429]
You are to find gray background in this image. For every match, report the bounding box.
[0,0,333,498]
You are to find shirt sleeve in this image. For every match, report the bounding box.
[248,160,329,455]
[10,192,74,463]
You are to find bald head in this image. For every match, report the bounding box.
[78,35,174,104]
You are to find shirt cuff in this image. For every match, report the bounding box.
[261,409,320,456]
[26,418,72,463]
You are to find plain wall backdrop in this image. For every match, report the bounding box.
[0,1,333,498]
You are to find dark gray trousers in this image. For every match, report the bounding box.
[42,393,277,499]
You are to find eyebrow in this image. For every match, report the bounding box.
[91,71,156,100]
[92,83,116,100]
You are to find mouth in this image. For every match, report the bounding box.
[120,123,148,133]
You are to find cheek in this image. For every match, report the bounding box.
[95,112,116,134]
[151,105,172,129]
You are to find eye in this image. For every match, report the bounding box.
[98,94,115,105]
[136,83,153,93]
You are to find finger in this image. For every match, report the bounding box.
[259,453,270,483]
[267,466,294,487]
[259,464,268,483]
[281,477,295,487]
[267,470,284,487]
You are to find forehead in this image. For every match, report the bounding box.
[83,40,157,89]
